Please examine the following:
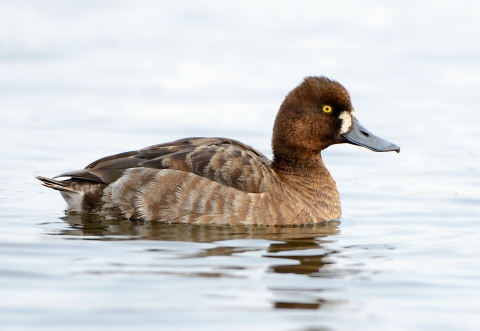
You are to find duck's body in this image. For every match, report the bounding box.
[37,76,399,225]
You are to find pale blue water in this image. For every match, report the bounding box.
[1,1,480,330]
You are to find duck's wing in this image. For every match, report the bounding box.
[56,137,276,193]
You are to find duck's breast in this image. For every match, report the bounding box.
[102,167,341,225]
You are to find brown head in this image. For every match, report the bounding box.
[272,76,399,171]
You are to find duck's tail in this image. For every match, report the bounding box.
[35,176,78,194]
[36,175,107,213]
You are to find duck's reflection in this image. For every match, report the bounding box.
[55,213,342,310]
[266,240,333,275]
[58,212,340,242]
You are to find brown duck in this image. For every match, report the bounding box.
[36,76,399,225]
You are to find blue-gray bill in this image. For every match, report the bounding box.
[341,118,400,153]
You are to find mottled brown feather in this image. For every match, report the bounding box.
[82,137,276,193]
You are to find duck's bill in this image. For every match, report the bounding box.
[341,118,400,153]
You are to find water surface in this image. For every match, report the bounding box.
[1,1,480,330]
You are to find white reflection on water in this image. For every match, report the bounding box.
[1,1,480,330]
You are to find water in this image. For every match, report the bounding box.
[1,1,480,330]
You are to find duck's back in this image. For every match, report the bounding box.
[61,137,276,192]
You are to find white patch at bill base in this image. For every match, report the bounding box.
[339,111,353,134]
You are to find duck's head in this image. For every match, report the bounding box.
[272,76,399,165]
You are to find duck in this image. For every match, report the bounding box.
[36,76,399,226]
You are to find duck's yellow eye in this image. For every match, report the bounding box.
[322,105,332,113]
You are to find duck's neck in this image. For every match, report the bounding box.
[272,150,338,193]
[272,150,327,176]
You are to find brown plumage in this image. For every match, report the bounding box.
[36,76,399,225]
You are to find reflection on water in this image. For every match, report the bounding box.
[58,212,341,242]
[3,1,480,328]
[53,212,344,311]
